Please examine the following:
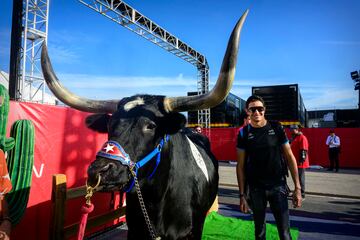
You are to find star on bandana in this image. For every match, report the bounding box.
[104,143,115,153]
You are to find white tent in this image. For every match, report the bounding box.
[0,70,57,104]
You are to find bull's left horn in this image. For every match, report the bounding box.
[41,44,119,113]
[164,9,249,113]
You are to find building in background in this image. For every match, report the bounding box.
[307,109,359,128]
[252,84,307,127]
[187,92,246,128]
[187,84,359,129]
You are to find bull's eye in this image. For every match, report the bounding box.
[144,122,157,132]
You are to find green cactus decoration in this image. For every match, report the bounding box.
[5,119,35,225]
[0,84,15,152]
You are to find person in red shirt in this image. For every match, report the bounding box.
[290,125,309,199]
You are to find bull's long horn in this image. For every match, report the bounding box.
[163,9,249,113]
[41,44,119,113]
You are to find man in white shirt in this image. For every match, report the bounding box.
[325,129,341,172]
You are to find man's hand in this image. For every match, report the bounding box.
[239,196,250,213]
[292,188,302,208]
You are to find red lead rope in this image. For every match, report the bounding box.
[77,203,94,240]
[77,176,101,240]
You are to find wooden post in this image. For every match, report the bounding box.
[50,174,127,239]
[50,174,67,240]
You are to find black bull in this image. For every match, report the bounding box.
[41,10,248,240]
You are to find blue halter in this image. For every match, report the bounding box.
[96,135,169,192]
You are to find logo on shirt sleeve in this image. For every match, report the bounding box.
[268,129,275,135]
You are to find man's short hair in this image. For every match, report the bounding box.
[246,95,266,109]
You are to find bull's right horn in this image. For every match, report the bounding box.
[164,9,249,113]
[41,44,120,113]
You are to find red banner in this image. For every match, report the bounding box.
[301,127,359,168]
[8,101,118,239]
[207,126,360,168]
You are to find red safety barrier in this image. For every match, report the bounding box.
[206,128,239,162]
[301,128,360,168]
[7,101,119,240]
[206,127,360,168]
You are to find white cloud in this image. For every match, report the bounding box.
[52,73,198,99]
[50,30,101,45]
[46,30,102,64]
[55,74,272,100]
[47,45,80,64]
[59,73,197,88]
[302,87,357,110]
[45,73,358,110]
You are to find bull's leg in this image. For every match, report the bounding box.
[191,212,207,240]
[126,194,151,240]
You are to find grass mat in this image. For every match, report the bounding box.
[202,212,299,240]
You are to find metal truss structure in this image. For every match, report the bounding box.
[79,0,211,128]
[17,0,50,103]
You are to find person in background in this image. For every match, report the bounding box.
[237,95,302,240]
[195,126,202,134]
[290,125,309,199]
[326,129,341,172]
[0,149,12,240]
[239,110,250,128]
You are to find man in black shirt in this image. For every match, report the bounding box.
[236,95,302,240]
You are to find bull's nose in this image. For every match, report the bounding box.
[88,162,117,180]
[98,162,117,173]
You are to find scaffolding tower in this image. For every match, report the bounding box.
[79,0,211,128]
[10,0,50,103]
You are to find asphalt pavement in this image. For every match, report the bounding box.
[218,162,360,240]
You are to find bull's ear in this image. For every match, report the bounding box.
[85,114,111,133]
[160,112,186,134]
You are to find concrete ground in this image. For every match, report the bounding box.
[219,162,360,199]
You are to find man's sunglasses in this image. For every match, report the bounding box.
[248,106,265,113]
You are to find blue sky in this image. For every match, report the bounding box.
[1,0,360,110]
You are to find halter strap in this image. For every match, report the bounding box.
[96,135,169,192]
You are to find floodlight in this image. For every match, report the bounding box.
[351,71,359,80]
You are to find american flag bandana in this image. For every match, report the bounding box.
[96,140,133,167]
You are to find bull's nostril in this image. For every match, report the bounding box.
[99,162,116,173]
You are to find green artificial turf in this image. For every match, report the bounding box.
[202,212,299,240]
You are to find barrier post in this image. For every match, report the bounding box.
[50,174,67,240]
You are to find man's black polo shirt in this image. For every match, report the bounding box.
[237,121,289,188]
